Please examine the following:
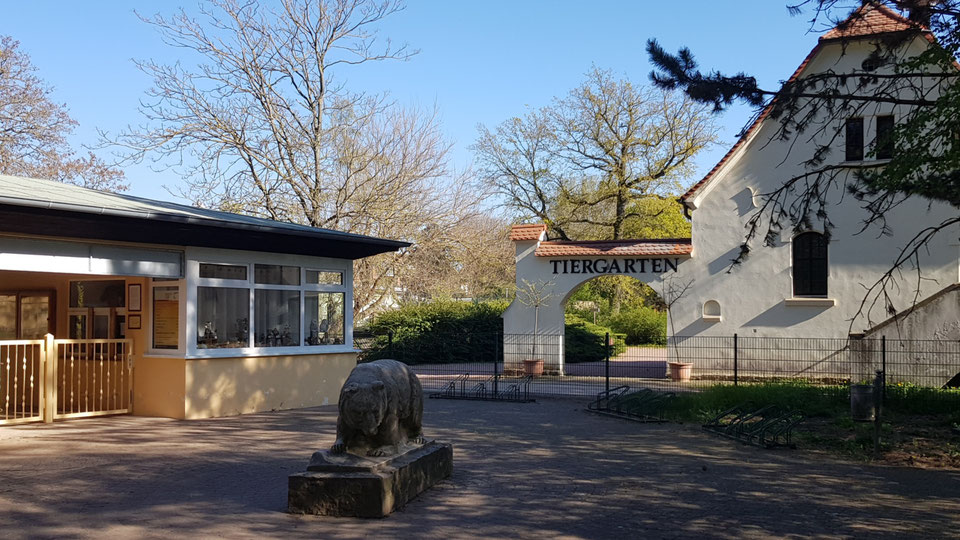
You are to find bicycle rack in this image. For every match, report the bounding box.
[702,403,804,448]
[586,386,674,423]
[429,373,535,403]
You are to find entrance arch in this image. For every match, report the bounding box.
[502,224,692,375]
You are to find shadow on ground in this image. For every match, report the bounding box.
[0,399,957,539]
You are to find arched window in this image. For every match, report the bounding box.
[702,300,721,322]
[793,232,828,296]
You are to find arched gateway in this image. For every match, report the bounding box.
[502,224,692,375]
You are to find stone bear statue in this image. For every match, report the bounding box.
[330,359,424,457]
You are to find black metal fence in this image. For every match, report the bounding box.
[354,332,960,401]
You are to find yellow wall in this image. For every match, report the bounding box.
[183,352,356,419]
[133,356,187,419]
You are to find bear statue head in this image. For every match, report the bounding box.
[341,381,387,436]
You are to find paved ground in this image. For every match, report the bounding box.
[1,399,958,539]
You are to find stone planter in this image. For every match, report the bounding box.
[523,359,544,376]
[667,361,693,382]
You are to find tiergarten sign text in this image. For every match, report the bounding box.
[549,257,680,275]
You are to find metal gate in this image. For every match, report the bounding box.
[0,336,133,425]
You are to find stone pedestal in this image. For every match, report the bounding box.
[288,441,453,518]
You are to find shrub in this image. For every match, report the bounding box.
[564,314,626,363]
[607,307,667,345]
[359,300,507,365]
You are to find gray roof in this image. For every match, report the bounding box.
[0,174,410,258]
[0,175,380,239]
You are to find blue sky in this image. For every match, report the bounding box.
[2,1,829,202]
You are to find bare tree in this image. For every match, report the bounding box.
[516,278,556,359]
[554,68,715,240]
[473,67,716,241]
[107,0,484,319]
[0,36,125,191]
[399,214,515,301]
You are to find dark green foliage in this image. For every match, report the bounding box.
[664,381,960,424]
[664,382,849,423]
[360,300,628,365]
[564,314,625,363]
[884,382,960,415]
[366,299,508,335]
[360,300,507,365]
[607,307,667,345]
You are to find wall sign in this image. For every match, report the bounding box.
[549,257,680,275]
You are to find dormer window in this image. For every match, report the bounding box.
[845,117,864,161]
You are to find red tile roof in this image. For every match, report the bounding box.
[535,239,692,257]
[680,3,925,206]
[509,223,548,241]
[821,2,918,41]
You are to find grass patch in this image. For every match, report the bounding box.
[664,382,847,424]
[665,381,960,468]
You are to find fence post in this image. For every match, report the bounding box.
[881,335,886,402]
[733,333,738,387]
[873,369,884,457]
[43,333,55,423]
[388,331,394,359]
[605,332,610,395]
[494,330,500,398]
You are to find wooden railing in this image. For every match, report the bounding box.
[0,340,45,425]
[0,336,133,425]
[54,339,133,419]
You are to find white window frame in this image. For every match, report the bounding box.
[146,279,187,357]
[184,247,353,359]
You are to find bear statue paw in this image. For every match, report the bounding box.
[330,441,346,454]
[367,448,386,457]
[412,435,426,445]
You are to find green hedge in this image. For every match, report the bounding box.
[563,314,626,363]
[607,307,667,345]
[358,301,626,365]
[359,300,507,365]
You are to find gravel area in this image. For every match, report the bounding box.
[0,399,958,539]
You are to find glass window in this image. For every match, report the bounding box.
[153,286,180,350]
[197,287,249,349]
[876,115,895,159]
[254,290,300,347]
[845,117,864,161]
[304,292,345,345]
[69,314,87,340]
[19,295,50,339]
[70,280,125,308]
[254,264,300,285]
[199,263,248,280]
[0,295,15,339]
[793,232,828,297]
[306,270,343,285]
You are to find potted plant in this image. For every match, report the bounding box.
[660,277,694,382]
[516,278,555,376]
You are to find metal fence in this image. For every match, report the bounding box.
[355,332,960,399]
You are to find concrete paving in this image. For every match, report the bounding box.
[0,399,958,539]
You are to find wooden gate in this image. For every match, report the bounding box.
[0,340,45,425]
[0,336,133,425]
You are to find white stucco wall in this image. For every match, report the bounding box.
[502,235,690,373]
[671,36,960,340]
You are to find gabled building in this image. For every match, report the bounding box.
[0,174,408,422]
[671,3,959,340]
